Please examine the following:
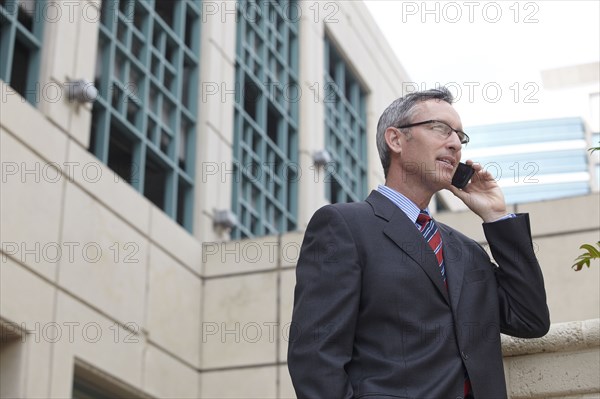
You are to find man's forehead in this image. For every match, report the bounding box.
[414,100,461,123]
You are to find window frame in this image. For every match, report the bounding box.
[0,0,45,105]
[90,0,201,231]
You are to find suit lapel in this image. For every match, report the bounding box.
[438,224,464,311]
[367,191,450,305]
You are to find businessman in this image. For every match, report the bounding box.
[288,87,550,398]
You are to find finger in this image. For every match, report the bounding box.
[477,168,496,182]
[464,159,481,170]
[447,185,467,198]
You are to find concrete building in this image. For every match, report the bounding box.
[0,0,598,398]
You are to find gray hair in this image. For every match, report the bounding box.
[376,87,454,177]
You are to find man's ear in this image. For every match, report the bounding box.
[384,127,402,155]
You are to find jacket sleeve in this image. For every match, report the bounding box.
[287,205,361,399]
[483,213,550,338]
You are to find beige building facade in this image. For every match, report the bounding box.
[0,0,598,398]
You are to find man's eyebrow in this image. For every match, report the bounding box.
[438,119,464,131]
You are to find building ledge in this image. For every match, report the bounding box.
[502,318,600,357]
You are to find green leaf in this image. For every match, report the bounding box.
[572,241,600,271]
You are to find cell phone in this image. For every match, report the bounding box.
[451,162,475,189]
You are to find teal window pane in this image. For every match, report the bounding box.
[467,117,586,148]
[0,0,45,105]
[324,36,368,203]
[231,0,299,239]
[502,182,589,204]
[90,0,200,232]
[475,149,588,176]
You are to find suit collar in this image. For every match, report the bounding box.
[366,190,397,221]
[367,190,451,304]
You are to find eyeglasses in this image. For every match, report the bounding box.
[397,120,470,145]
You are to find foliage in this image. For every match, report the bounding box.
[572,242,600,271]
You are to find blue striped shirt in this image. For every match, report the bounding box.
[376,184,425,229]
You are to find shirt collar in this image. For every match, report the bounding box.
[377,184,429,225]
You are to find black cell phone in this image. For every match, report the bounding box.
[451,162,475,189]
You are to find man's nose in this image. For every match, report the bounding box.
[447,131,462,151]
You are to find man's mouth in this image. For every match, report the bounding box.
[436,157,456,168]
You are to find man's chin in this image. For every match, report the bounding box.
[434,168,456,189]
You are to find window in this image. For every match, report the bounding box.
[231,0,299,239]
[0,0,45,104]
[90,0,200,231]
[324,36,368,203]
[72,361,150,399]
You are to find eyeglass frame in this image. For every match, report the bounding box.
[396,119,470,145]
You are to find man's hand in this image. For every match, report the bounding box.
[447,160,509,223]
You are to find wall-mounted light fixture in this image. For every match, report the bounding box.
[66,80,98,103]
[312,149,332,167]
[213,209,238,230]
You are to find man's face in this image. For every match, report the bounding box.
[398,99,463,191]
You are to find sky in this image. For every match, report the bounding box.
[364,0,600,128]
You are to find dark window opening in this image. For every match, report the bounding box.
[89,109,101,155]
[330,179,341,204]
[177,180,189,226]
[182,59,195,109]
[184,10,196,50]
[243,78,260,120]
[344,70,354,99]
[10,39,31,99]
[133,1,146,31]
[118,0,129,15]
[160,130,171,155]
[17,1,34,31]
[154,0,174,27]
[107,127,134,184]
[328,52,336,80]
[178,122,189,170]
[266,104,280,145]
[143,156,167,209]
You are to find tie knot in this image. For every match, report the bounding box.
[417,211,431,226]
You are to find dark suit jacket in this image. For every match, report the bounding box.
[288,190,550,399]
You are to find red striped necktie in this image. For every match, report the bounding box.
[416,210,446,285]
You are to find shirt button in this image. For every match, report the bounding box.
[461,351,469,360]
